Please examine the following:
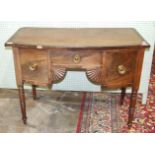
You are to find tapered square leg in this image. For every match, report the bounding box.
[32,85,37,100]
[18,85,27,124]
[120,87,126,105]
[128,88,138,128]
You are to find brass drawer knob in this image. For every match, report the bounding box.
[117,65,127,75]
[73,54,81,63]
[29,63,38,71]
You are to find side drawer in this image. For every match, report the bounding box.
[19,48,49,85]
[103,49,137,87]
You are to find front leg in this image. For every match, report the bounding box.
[18,85,27,124]
[120,87,126,105]
[128,88,138,128]
[32,85,37,100]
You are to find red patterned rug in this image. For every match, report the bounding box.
[77,52,155,133]
[77,92,155,133]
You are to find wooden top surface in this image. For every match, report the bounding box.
[5,27,149,48]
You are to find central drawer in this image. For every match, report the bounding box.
[50,49,102,69]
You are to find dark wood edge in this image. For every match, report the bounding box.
[5,44,150,51]
[23,80,50,87]
[133,28,150,48]
[101,83,132,89]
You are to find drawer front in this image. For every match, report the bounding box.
[19,48,49,85]
[103,49,137,87]
[50,49,102,69]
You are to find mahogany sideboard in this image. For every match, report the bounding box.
[5,28,150,128]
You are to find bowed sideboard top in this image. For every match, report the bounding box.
[5,27,149,49]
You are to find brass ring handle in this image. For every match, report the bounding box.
[29,63,38,71]
[117,65,127,75]
[73,54,81,63]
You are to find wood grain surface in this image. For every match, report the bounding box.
[5,27,149,48]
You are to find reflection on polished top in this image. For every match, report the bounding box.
[5,27,149,48]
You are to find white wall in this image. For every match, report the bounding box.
[0,22,155,103]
